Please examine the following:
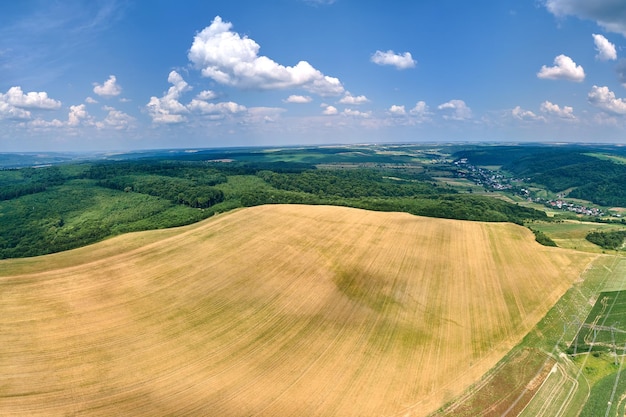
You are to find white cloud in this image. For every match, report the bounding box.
[146,70,249,124]
[588,85,626,114]
[545,0,626,37]
[370,50,416,70]
[93,75,122,97]
[438,99,472,120]
[0,101,31,119]
[10,96,135,132]
[25,103,95,129]
[321,104,338,115]
[1,86,61,110]
[146,71,191,124]
[196,90,217,100]
[188,100,247,116]
[593,34,617,61]
[68,104,89,126]
[342,108,371,118]
[537,54,585,82]
[540,101,575,119]
[339,92,369,105]
[512,106,545,121]
[284,95,313,104]
[85,96,98,104]
[0,86,62,120]
[28,118,64,128]
[188,16,344,96]
[388,105,406,116]
[100,105,135,130]
[409,101,432,119]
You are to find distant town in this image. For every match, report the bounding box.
[453,158,615,218]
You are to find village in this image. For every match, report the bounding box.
[453,158,606,217]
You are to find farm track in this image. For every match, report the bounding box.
[0,205,596,416]
[523,255,626,417]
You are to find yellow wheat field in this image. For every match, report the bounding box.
[0,205,596,416]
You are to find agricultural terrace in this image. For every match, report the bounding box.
[0,205,596,416]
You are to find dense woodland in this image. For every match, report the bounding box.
[454,146,626,206]
[2,144,626,259]
[0,152,551,258]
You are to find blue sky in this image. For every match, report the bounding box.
[3,0,626,151]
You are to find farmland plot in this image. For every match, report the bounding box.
[0,205,595,416]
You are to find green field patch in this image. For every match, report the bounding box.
[530,221,626,252]
[579,363,626,417]
[585,152,626,165]
[603,258,626,292]
[573,352,619,385]
[571,290,626,353]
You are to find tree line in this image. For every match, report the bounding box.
[586,230,626,250]
[96,175,224,209]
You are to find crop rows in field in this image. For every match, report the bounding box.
[0,205,596,417]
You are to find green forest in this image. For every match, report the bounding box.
[586,230,626,250]
[454,146,626,206]
[0,152,550,259]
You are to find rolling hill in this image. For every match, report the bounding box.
[0,205,596,416]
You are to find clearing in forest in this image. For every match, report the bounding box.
[0,205,596,416]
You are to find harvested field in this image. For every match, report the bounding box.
[0,205,596,416]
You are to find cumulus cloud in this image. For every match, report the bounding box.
[284,95,313,104]
[321,104,338,115]
[100,105,135,130]
[0,86,62,120]
[188,16,344,96]
[588,85,626,114]
[85,96,98,104]
[1,86,61,110]
[27,103,132,130]
[512,106,544,121]
[146,70,250,123]
[188,100,246,116]
[196,90,218,100]
[93,75,122,97]
[540,101,575,119]
[370,50,416,70]
[146,71,192,124]
[338,92,369,105]
[545,0,626,37]
[438,99,472,120]
[27,118,64,128]
[593,34,617,61]
[68,104,90,126]
[342,108,371,118]
[0,101,31,119]
[388,105,406,116]
[537,54,585,82]
[410,101,431,118]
